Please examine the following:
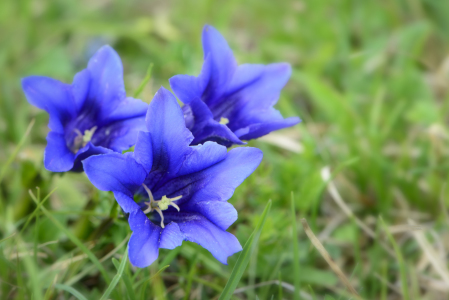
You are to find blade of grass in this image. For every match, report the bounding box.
[380,217,410,300]
[218,199,272,300]
[278,272,283,300]
[301,218,362,300]
[291,193,301,300]
[16,235,43,300]
[19,187,57,235]
[63,234,129,287]
[100,246,128,300]
[0,118,35,184]
[133,63,154,98]
[112,255,136,300]
[134,265,170,289]
[184,255,198,300]
[0,233,16,245]
[54,284,88,300]
[43,275,57,300]
[28,189,111,284]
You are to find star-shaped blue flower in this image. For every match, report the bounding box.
[83,87,262,267]
[170,25,301,147]
[22,45,148,172]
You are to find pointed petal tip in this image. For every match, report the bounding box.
[202,24,215,33]
[219,243,243,265]
[286,116,302,125]
[95,44,117,56]
[21,76,48,90]
[87,44,122,71]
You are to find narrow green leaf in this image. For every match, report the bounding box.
[54,284,88,300]
[291,193,301,300]
[150,265,170,281]
[0,119,35,184]
[380,217,410,300]
[100,246,129,300]
[16,235,43,300]
[184,255,198,300]
[134,63,154,98]
[278,272,283,300]
[308,285,317,300]
[0,232,15,245]
[218,200,272,300]
[28,190,111,284]
[19,188,57,235]
[123,265,137,300]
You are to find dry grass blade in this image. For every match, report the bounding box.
[321,167,396,257]
[233,280,314,300]
[258,132,304,153]
[301,218,363,300]
[408,219,449,286]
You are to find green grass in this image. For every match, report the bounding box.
[1,0,449,299]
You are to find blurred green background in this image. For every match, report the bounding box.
[1,0,449,299]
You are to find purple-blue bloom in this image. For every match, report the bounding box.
[22,46,148,172]
[170,25,301,147]
[83,87,263,267]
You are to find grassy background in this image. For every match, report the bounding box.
[1,0,449,299]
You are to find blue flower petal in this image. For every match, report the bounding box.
[92,115,147,152]
[169,55,211,105]
[134,131,153,173]
[127,210,184,268]
[191,200,238,230]
[153,147,262,208]
[71,142,112,172]
[128,210,162,268]
[72,69,90,112]
[165,212,242,264]
[214,63,292,129]
[141,87,193,176]
[201,25,237,105]
[113,192,141,213]
[105,97,148,124]
[22,76,75,133]
[83,152,147,197]
[177,141,227,176]
[159,222,184,250]
[86,45,127,121]
[234,116,301,140]
[44,132,76,172]
[182,98,243,146]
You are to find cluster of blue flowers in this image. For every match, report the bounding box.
[22,25,300,268]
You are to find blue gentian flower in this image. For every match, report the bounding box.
[170,25,301,147]
[83,87,262,267]
[22,46,148,172]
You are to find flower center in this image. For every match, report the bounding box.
[72,126,98,153]
[142,183,182,228]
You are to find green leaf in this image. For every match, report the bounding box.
[54,284,88,300]
[28,189,111,284]
[0,119,34,184]
[100,246,129,300]
[218,200,272,300]
[380,217,410,300]
[111,255,136,300]
[134,63,154,98]
[19,187,58,235]
[291,193,301,300]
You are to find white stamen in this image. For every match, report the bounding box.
[142,183,155,203]
[141,184,182,228]
[154,208,165,228]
